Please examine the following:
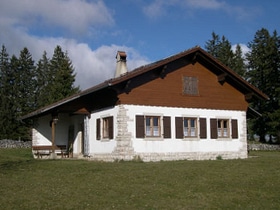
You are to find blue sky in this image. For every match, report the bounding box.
[0,0,279,90]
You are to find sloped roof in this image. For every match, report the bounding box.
[21,46,268,120]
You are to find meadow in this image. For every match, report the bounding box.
[0,149,280,210]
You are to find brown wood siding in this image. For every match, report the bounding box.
[175,117,183,139]
[231,119,238,139]
[163,116,171,138]
[118,62,248,111]
[108,116,114,139]
[136,115,145,138]
[210,118,217,139]
[96,118,100,140]
[199,118,207,139]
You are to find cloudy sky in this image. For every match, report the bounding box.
[1,0,279,90]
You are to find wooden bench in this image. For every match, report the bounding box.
[32,145,68,158]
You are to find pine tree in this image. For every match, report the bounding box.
[216,36,235,68]
[0,45,12,139]
[35,51,51,108]
[0,45,80,140]
[232,44,246,78]
[205,32,220,58]
[10,48,36,140]
[246,28,280,142]
[205,32,245,77]
[47,45,80,104]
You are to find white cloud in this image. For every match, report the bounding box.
[0,0,150,90]
[66,43,150,90]
[0,0,114,34]
[0,23,150,90]
[185,0,225,9]
[232,43,250,57]
[1,25,150,90]
[143,0,224,18]
[143,0,260,20]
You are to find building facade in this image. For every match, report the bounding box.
[23,47,268,161]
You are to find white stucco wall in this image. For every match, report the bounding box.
[32,113,84,156]
[87,104,247,161]
[88,107,118,154]
[126,105,246,154]
[32,104,247,161]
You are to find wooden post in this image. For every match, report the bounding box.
[51,120,55,157]
[50,114,58,159]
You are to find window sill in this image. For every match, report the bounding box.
[100,138,112,142]
[183,137,199,141]
[216,137,232,141]
[143,137,164,141]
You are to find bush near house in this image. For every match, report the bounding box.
[1,149,280,209]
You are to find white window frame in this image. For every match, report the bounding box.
[183,117,198,137]
[102,117,110,139]
[143,114,163,140]
[217,119,230,138]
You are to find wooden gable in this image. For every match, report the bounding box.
[21,46,268,120]
[117,61,248,111]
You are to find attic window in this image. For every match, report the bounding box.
[183,76,198,95]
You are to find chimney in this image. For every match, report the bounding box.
[115,51,127,78]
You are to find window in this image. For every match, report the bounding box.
[217,119,229,138]
[176,117,205,139]
[136,115,171,139]
[183,76,198,95]
[145,116,160,137]
[211,118,234,139]
[103,117,110,138]
[183,118,197,137]
[96,116,113,140]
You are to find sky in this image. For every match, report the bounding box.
[0,0,279,90]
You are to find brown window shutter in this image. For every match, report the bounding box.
[175,117,183,139]
[231,119,238,139]
[163,116,171,138]
[108,116,114,139]
[96,118,100,140]
[136,115,145,138]
[210,118,217,139]
[199,118,207,139]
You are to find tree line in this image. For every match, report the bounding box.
[0,45,80,140]
[205,28,280,143]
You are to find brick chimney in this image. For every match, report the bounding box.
[115,51,127,78]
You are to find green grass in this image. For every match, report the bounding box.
[1,149,280,210]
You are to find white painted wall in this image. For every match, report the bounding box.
[86,104,247,160]
[32,115,53,146]
[32,104,247,160]
[88,107,118,154]
[33,113,85,155]
[123,104,246,154]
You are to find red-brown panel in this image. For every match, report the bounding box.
[118,62,248,111]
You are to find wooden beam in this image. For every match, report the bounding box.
[191,52,198,65]
[245,93,254,101]
[73,107,90,115]
[218,73,227,83]
[125,80,131,94]
[160,65,167,78]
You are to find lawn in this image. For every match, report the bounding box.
[1,149,280,210]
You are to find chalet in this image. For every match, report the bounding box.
[22,46,268,161]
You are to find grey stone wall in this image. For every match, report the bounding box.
[248,143,280,151]
[0,139,31,148]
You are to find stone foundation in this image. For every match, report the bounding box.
[89,150,248,162]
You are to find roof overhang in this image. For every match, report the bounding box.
[21,46,269,121]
